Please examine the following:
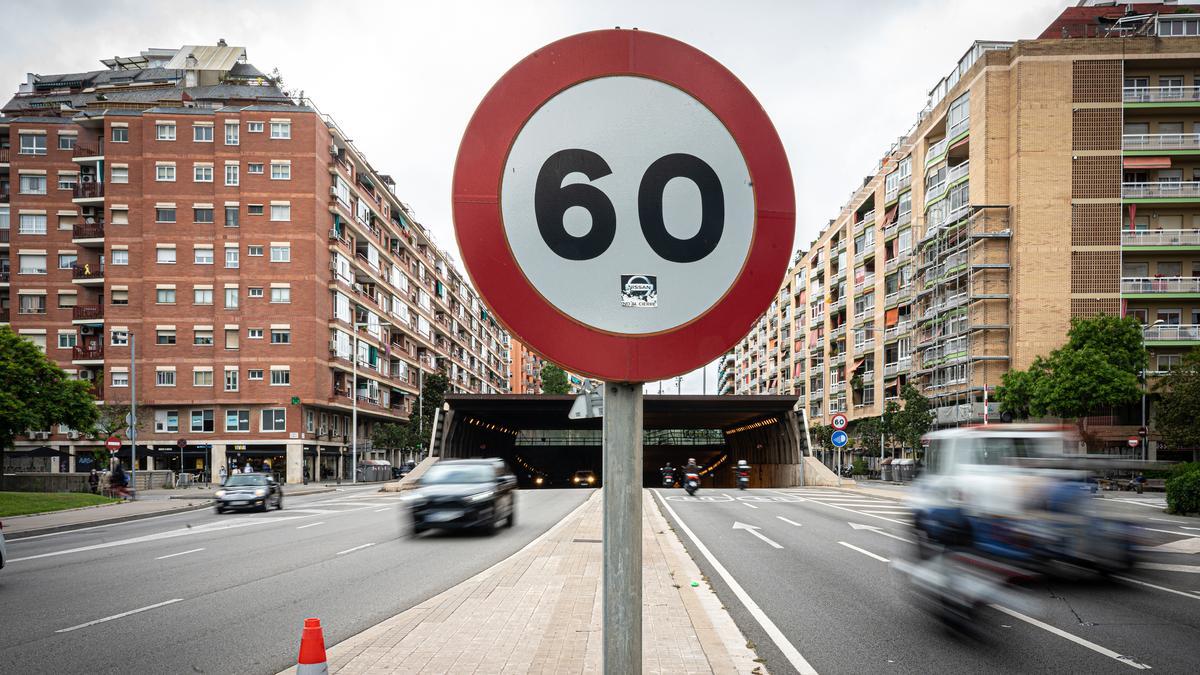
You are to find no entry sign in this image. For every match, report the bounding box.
[453,29,794,382]
[106,436,121,453]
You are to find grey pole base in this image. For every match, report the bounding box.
[603,381,643,675]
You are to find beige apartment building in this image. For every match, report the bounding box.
[727,3,1200,460]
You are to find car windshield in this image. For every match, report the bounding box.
[224,474,268,487]
[422,464,493,484]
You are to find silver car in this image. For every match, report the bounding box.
[214,474,283,513]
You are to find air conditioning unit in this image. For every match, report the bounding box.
[328,260,339,271]
[67,431,81,440]
[79,370,95,380]
[328,228,339,240]
[32,431,50,440]
[79,325,95,336]
[329,339,338,353]
[329,186,338,197]
[329,144,339,156]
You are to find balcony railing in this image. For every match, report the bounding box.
[72,221,105,239]
[0,308,9,322]
[0,147,8,163]
[71,264,105,280]
[72,140,103,158]
[72,345,103,360]
[1123,276,1200,294]
[1123,133,1200,151]
[947,160,970,184]
[1123,86,1200,103]
[0,229,8,243]
[1122,181,1200,199]
[1145,324,1200,341]
[927,137,949,163]
[72,304,104,321]
[72,182,105,199]
[1121,229,1200,246]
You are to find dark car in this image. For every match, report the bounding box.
[571,470,597,487]
[214,473,283,513]
[405,459,516,535]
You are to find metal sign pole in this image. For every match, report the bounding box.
[130,332,137,500]
[603,381,642,675]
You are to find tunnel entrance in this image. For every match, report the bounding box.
[436,394,804,489]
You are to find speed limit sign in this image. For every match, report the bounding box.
[453,29,794,381]
[831,414,848,431]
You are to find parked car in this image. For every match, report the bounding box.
[405,459,517,535]
[572,470,597,487]
[214,473,283,513]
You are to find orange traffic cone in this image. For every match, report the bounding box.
[297,617,329,674]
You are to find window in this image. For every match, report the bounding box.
[248,121,264,133]
[106,370,129,388]
[58,253,77,269]
[110,330,128,346]
[270,204,290,221]
[19,175,47,194]
[190,409,215,432]
[1158,354,1183,372]
[224,164,239,186]
[270,162,291,180]
[194,248,214,265]
[58,292,78,308]
[19,134,46,155]
[248,204,264,216]
[248,328,264,339]
[156,207,176,223]
[156,329,176,345]
[248,287,263,298]
[193,369,214,387]
[156,123,176,141]
[270,287,291,303]
[57,332,76,349]
[225,409,249,431]
[306,410,316,433]
[19,213,47,234]
[155,410,179,433]
[156,369,176,387]
[225,328,239,350]
[224,288,239,309]
[269,245,291,262]
[194,165,214,182]
[269,121,291,139]
[111,289,129,305]
[58,134,76,150]
[261,408,287,431]
[156,288,176,304]
[111,167,129,184]
[156,164,176,182]
[57,173,78,191]
[270,329,291,344]
[225,248,239,268]
[194,288,213,305]
[248,369,264,381]
[19,254,47,274]
[224,206,239,228]
[247,163,264,175]
[225,123,239,145]
[270,368,290,386]
[224,368,239,392]
[156,247,176,264]
[194,208,214,223]
[247,245,264,257]
[111,127,129,143]
[18,295,46,314]
[193,125,213,142]
[194,329,214,346]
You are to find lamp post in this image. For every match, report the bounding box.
[1141,318,1164,462]
[351,321,371,485]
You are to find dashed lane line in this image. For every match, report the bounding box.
[56,599,184,633]
[336,542,376,556]
[155,548,204,560]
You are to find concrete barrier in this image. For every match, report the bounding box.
[802,457,856,487]
[380,456,439,492]
[0,472,92,493]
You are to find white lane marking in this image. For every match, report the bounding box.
[857,510,914,516]
[1182,526,1200,531]
[742,503,759,509]
[155,548,204,560]
[296,522,325,530]
[373,508,390,513]
[56,599,183,633]
[1140,526,1200,538]
[1146,517,1187,524]
[1108,498,1168,509]
[653,491,818,675]
[838,541,890,563]
[769,490,909,526]
[1137,562,1200,574]
[336,542,376,556]
[732,522,782,549]
[777,516,803,527]
[848,522,916,544]
[990,605,1151,669]
[1114,575,1200,600]
[279,508,337,515]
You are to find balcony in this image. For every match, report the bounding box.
[72,141,104,160]
[72,182,105,201]
[0,187,10,202]
[0,147,8,163]
[1144,324,1200,343]
[0,229,9,244]
[1123,276,1200,295]
[926,137,949,164]
[896,209,912,227]
[72,221,105,245]
[0,308,9,322]
[72,345,103,362]
[71,264,104,284]
[72,304,104,321]
[1121,228,1200,248]
[1123,133,1200,152]
[1123,86,1200,104]
[1122,181,1200,200]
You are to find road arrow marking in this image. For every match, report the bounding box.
[838,541,890,562]
[742,502,759,509]
[849,521,916,544]
[777,516,803,527]
[732,521,782,549]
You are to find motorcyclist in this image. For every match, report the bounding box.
[684,457,700,474]
[660,462,676,486]
[734,459,750,476]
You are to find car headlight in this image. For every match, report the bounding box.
[535,477,544,485]
[587,477,595,484]
[215,490,226,498]
[254,488,267,497]
[467,490,494,503]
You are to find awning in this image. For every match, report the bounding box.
[949,136,969,153]
[5,446,67,458]
[886,308,900,327]
[1124,156,1171,169]
[852,358,865,372]
[882,205,898,226]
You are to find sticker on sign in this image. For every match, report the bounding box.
[621,275,658,308]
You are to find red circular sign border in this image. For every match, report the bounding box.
[453,29,794,382]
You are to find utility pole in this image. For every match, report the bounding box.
[130,332,137,500]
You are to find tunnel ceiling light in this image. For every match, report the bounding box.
[724,417,780,435]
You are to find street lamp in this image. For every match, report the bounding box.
[1141,318,1165,461]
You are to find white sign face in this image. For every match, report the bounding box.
[831,414,848,430]
[501,75,755,335]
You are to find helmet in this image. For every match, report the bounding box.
[688,457,696,464]
[738,459,748,467]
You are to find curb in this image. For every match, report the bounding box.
[5,501,213,540]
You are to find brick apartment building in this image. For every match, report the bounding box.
[0,43,512,482]
[726,2,1200,461]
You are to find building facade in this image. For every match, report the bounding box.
[0,44,510,482]
[724,3,1200,461]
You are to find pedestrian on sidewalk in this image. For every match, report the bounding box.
[218,465,227,485]
[303,465,310,485]
[110,462,131,500]
[88,469,100,494]
[244,461,252,474]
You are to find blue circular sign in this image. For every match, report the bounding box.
[831,430,848,448]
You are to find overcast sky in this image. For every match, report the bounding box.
[2,0,1065,393]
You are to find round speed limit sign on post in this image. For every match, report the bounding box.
[453,29,794,382]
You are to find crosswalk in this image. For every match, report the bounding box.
[776,488,914,525]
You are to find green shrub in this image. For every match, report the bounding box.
[851,458,868,475]
[1166,468,1200,516]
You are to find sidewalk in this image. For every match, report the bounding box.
[285,490,762,674]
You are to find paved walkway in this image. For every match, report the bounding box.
[289,490,761,674]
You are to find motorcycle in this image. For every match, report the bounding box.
[662,472,675,488]
[736,470,749,490]
[684,472,700,496]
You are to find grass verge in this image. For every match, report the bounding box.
[0,491,119,518]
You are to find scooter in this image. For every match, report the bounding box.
[736,471,749,490]
[662,472,675,488]
[684,472,700,496]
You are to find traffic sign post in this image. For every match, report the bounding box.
[832,430,848,487]
[454,30,793,674]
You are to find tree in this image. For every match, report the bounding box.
[403,370,449,453]
[894,384,933,454]
[93,404,144,440]
[1154,347,1200,453]
[881,399,902,455]
[853,416,883,455]
[808,423,836,454]
[0,327,99,484]
[370,422,408,452]
[540,363,570,394]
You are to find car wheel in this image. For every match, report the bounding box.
[258,501,269,513]
[412,522,427,536]
[215,505,225,514]
[275,494,284,510]
[504,495,516,528]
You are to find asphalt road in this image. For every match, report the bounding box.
[0,485,592,675]
[654,486,1200,675]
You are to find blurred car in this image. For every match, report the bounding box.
[405,459,516,535]
[572,470,597,487]
[214,473,283,513]
[0,520,6,571]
